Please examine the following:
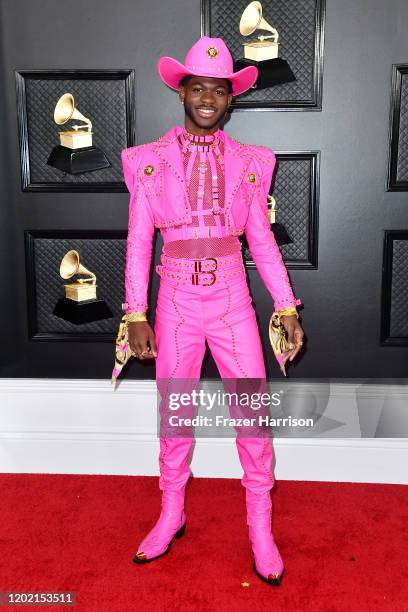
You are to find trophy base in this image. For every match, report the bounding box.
[271,223,293,246]
[243,41,279,62]
[59,130,93,149]
[64,282,97,302]
[47,145,111,174]
[53,298,113,325]
[233,58,296,90]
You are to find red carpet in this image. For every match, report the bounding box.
[0,474,407,611]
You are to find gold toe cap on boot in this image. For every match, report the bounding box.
[267,572,282,585]
[253,561,284,587]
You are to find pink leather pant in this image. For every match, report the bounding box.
[153,253,275,496]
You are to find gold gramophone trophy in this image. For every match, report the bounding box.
[53,249,113,325]
[243,192,292,261]
[47,93,110,174]
[267,195,293,246]
[234,1,296,90]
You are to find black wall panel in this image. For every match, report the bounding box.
[380,231,408,345]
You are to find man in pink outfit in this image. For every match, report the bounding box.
[121,36,304,586]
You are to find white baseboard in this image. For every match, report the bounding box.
[0,379,407,484]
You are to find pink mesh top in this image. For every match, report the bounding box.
[162,129,241,257]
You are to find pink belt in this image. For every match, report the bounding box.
[156,253,246,286]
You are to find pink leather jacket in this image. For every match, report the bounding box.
[121,126,302,313]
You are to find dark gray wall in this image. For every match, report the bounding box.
[0,0,407,378]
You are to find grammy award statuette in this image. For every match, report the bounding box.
[234,1,296,90]
[47,93,111,174]
[267,195,293,246]
[53,250,113,325]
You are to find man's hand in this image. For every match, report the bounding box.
[128,321,157,360]
[280,315,305,365]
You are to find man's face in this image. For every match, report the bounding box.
[179,76,233,133]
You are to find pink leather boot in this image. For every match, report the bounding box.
[133,436,192,563]
[236,435,284,586]
[247,489,284,585]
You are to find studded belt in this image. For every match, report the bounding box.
[156,254,246,287]
[160,252,243,272]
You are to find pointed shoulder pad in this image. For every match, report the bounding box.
[245,143,275,166]
[226,134,275,166]
[121,135,166,167]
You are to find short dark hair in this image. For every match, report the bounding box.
[179,74,233,94]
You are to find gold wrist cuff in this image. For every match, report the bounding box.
[123,311,148,323]
[276,306,299,319]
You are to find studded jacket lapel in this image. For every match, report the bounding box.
[152,127,189,203]
[221,131,252,218]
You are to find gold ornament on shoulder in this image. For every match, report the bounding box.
[144,164,155,176]
[248,172,256,183]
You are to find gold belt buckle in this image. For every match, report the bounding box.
[191,257,217,286]
[203,257,218,272]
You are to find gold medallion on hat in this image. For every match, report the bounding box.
[207,46,218,59]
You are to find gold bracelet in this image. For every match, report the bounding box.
[123,311,148,323]
[276,306,299,319]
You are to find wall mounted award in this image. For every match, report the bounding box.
[201,0,325,110]
[47,93,110,174]
[25,230,127,341]
[241,151,319,269]
[53,249,113,325]
[234,1,296,90]
[15,69,136,191]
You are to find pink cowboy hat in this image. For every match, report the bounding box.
[157,36,258,97]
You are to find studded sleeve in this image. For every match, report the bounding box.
[244,150,302,313]
[121,149,155,314]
